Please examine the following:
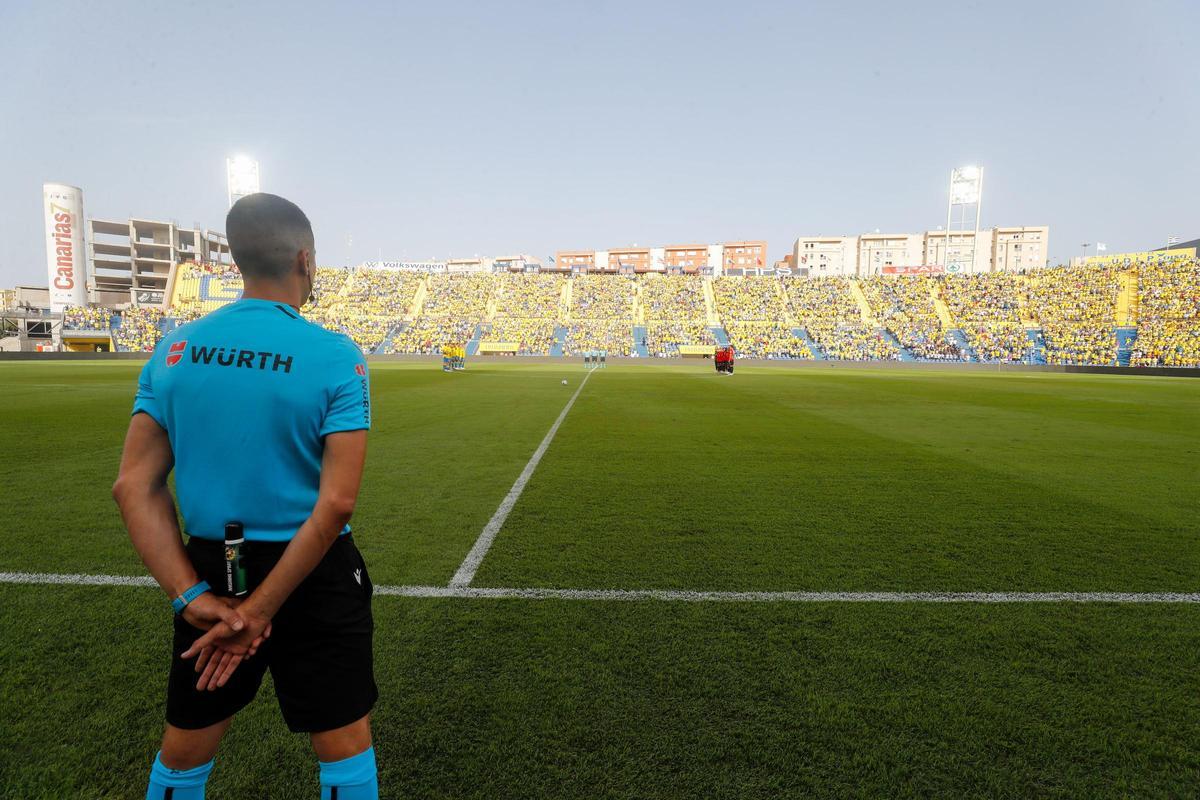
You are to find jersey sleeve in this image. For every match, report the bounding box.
[320,343,371,436]
[131,357,166,427]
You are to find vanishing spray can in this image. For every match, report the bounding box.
[224,521,247,597]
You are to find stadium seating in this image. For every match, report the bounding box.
[150,259,1200,367]
[112,307,166,352]
[62,305,112,331]
[641,275,712,356]
[484,273,565,355]
[784,277,900,361]
[1025,264,1119,365]
[723,321,810,359]
[566,275,636,356]
[712,277,789,322]
[860,277,965,361]
[485,318,558,355]
[387,273,492,354]
[941,273,1028,363]
[171,262,245,317]
[1131,258,1200,367]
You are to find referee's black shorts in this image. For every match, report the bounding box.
[166,534,377,733]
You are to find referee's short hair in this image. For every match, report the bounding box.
[227,193,315,280]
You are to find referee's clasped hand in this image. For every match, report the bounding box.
[182,601,273,691]
[181,593,246,634]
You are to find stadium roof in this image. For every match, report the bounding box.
[1154,238,1200,252]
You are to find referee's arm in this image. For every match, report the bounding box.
[113,413,248,635]
[183,429,367,664]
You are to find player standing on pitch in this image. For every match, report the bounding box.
[112,193,379,799]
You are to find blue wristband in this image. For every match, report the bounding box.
[172,580,211,615]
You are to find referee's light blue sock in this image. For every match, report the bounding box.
[146,751,213,800]
[319,746,378,800]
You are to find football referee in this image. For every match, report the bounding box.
[112,193,378,799]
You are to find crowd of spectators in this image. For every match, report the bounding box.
[62,305,112,330]
[572,275,636,320]
[712,277,788,322]
[564,321,634,357]
[486,318,557,355]
[724,322,810,359]
[422,273,493,320]
[479,274,563,354]
[495,273,564,318]
[645,321,716,357]
[388,319,477,355]
[172,262,245,317]
[783,277,899,360]
[1131,258,1200,367]
[641,275,710,355]
[860,277,964,361]
[941,273,1029,362]
[343,268,421,317]
[182,261,241,279]
[93,260,1200,366]
[564,275,636,356]
[641,275,707,320]
[1025,265,1119,365]
[112,307,166,352]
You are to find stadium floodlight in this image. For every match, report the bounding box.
[943,166,984,273]
[226,156,261,209]
[949,166,982,205]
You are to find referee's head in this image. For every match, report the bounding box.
[226,193,317,306]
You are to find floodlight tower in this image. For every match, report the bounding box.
[226,156,261,208]
[943,166,984,273]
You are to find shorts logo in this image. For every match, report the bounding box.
[352,569,362,585]
[355,363,366,376]
[166,340,187,367]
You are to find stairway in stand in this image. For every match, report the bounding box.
[1024,328,1047,365]
[793,327,826,360]
[947,329,978,362]
[1115,327,1137,367]
[632,325,649,357]
[466,323,483,357]
[880,328,915,361]
[550,326,568,357]
[377,322,404,355]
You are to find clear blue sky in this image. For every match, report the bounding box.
[1,0,1197,287]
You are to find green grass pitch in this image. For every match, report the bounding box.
[1,361,1198,798]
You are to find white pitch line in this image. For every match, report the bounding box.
[2,573,1197,603]
[448,369,594,588]
[0,572,157,587]
[377,585,1200,604]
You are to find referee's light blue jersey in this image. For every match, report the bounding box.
[132,298,371,542]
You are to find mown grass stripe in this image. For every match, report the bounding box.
[448,368,594,588]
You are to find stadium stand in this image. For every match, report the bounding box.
[712,277,809,358]
[941,273,1029,363]
[860,277,966,361]
[642,275,715,357]
[565,275,636,356]
[170,262,245,318]
[145,258,1199,366]
[723,322,811,359]
[62,305,112,331]
[387,273,492,354]
[712,276,790,322]
[112,307,166,352]
[1131,257,1200,367]
[483,273,564,355]
[784,277,900,361]
[1026,264,1120,365]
